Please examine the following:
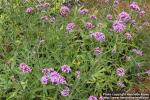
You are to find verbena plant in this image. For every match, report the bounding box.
[0,0,150,100]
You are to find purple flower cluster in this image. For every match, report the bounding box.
[132,49,143,56]
[79,8,89,15]
[41,67,72,97]
[26,7,33,13]
[112,11,131,33]
[142,21,149,26]
[112,21,125,33]
[139,11,145,17]
[88,96,97,100]
[91,32,106,42]
[90,15,97,20]
[88,96,104,100]
[41,75,49,84]
[19,63,32,73]
[116,67,125,77]
[40,68,66,85]
[41,16,49,21]
[42,68,54,75]
[106,14,113,20]
[85,22,94,29]
[60,6,70,16]
[61,64,71,73]
[117,11,131,22]
[76,70,80,79]
[124,32,132,40]
[94,47,102,55]
[113,0,119,7]
[146,70,150,75]
[61,87,70,97]
[50,71,66,85]
[130,2,140,11]
[66,22,75,32]
[99,96,104,100]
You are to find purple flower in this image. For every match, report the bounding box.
[61,64,71,73]
[142,21,149,26]
[88,96,97,100]
[50,71,66,85]
[130,2,140,11]
[60,6,70,16]
[116,68,125,77]
[91,32,105,42]
[117,11,131,22]
[90,15,97,20]
[146,70,150,75]
[99,96,104,100]
[139,11,145,17]
[94,47,102,55]
[79,8,89,15]
[113,0,119,7]
[41,75,49,85]
[61,87,70,97]
[26,7,33,13]
[66,22,75,32]
[41,68,67,85]
[124,32,132,40]
[117,81,125,87]
[132,49,143,56]
[112,21,125,33]
[85,22,94,29]
[106,14,113,20]
[42,68,54,75]
[41,16,49,21]
[109,28,113,32]
[19,63,32,73]
[76,70,80,79]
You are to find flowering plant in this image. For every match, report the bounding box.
[1,0,150,99]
